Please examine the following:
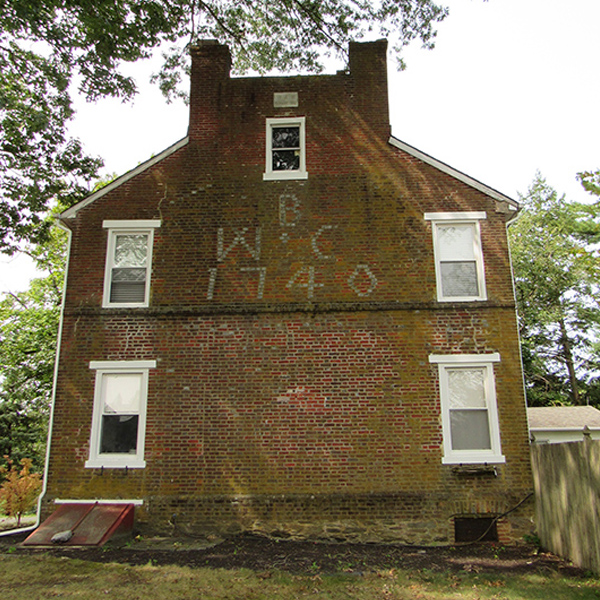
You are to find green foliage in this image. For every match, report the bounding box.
[0,39,103,253]
[0,457,42,526]
[578,169,600,200]
[0,226,66,472]
[510,174,600,406]
[1,0,447,251]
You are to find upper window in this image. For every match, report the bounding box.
[430,354,505,465]
[86,360,156,469]
[424,212,487,302]
[102,220,160,308]
[263,117,307,181]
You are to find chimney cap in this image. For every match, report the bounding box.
[191,39,221,48]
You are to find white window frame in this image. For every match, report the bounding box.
[86,360,156,469]
[263,117,308,181]
[102,220,161,308]
[430,353,505,465]
[424,212,487,302]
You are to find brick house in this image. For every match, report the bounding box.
[44,40,533,544]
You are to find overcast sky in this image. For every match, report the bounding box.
[1,0,598,292]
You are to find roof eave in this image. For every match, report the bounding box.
[388,136,519,210]
[60,136,190,220]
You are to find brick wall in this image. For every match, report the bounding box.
[45,41,534,543]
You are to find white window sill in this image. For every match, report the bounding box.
[442,454,505,466]
[102,302,149,309]
[263,171,308,181]
[437,296,487,303]
[85,458,146,469]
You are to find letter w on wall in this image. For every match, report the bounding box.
[217,227,262,261]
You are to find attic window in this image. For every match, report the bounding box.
[263,117,307,181]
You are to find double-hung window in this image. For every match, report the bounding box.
[425,212,487,301]
[86,361,156,469]
[263,117,307,180]
[103,220,160,307]
[430,354,505,465]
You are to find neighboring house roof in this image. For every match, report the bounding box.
[528,406,600,431]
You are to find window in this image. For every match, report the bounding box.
[429,354,505,465]
[263,117,307,180]
[86,361,156,469]
[424,212,487,301]
[103,220,160,308]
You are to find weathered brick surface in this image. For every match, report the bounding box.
[45,41,534,542]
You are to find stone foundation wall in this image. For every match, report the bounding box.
[134,490,533,544]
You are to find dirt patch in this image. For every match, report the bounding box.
[0,530,588,577]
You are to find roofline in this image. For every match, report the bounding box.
[60,137,190,220]
[388,136,519,209]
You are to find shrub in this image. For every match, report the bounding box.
[0,457,42,526]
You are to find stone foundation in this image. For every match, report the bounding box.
[135,491,534,545]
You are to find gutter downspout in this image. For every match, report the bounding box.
[0,219,72,537]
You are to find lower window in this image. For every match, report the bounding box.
[429,354,505,465]
[85,360,156,469]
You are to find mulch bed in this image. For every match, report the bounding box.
[0,530,589,577]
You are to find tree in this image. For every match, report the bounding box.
[1,0,448,252]
[509,174,600,406]
[0,226,67,473]
[578,169,600,201]
[0,457,42,526]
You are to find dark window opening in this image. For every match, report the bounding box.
[454,517,498,543]
[100,415,139,454]
[272,126,300,171]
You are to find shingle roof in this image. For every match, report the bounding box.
[527,406,600,430]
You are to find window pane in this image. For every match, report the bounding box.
[440,261,478,297]
[272,150,300,171]
[450,410,491,450]
[110,282,146,303]
[100,414,139,454]
[102,373,142,414]
[112,267,146,282]
[111,266,147,304]
[272,127,300,149]
[438,225,474,260]
[448,368,486,408]
[114,234,148,268]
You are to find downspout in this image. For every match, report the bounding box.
[0,218,72,537]
[505,207,532,439]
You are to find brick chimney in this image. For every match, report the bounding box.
[348,40,390,139]
[188,41,232,142]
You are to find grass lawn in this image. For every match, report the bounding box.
[1,553,599,600]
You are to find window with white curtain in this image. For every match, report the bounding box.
[429,353,505,465]
[424,212,487,301]
[86,360,156,469]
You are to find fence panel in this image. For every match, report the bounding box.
[531,436,600,573]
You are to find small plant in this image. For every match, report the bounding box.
[523,532,542,549]
[0,457,42,527]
